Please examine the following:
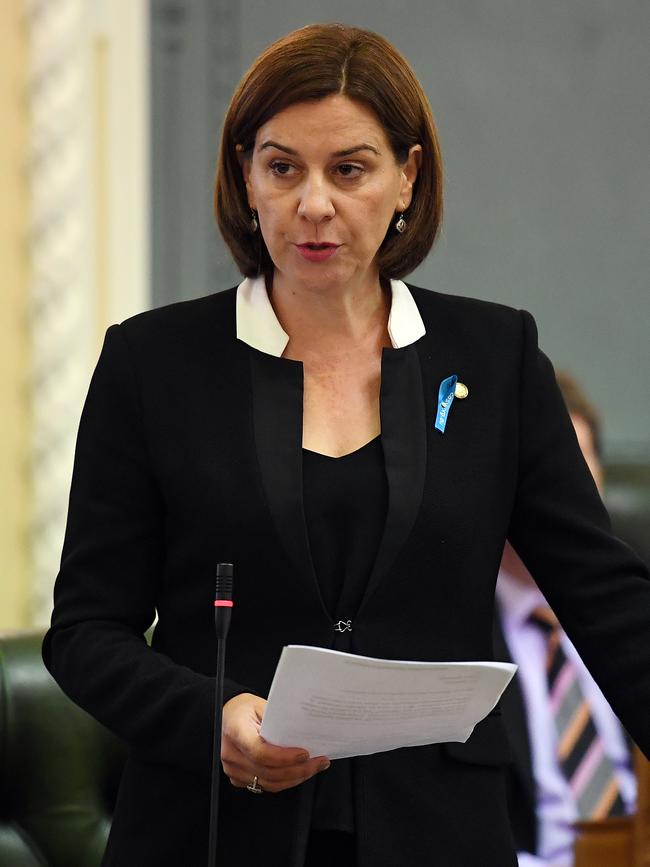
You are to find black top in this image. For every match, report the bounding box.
[302,435,388,832]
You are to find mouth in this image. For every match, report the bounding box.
[294,242,340,262]
[297,243,340,250]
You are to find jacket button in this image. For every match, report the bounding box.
[333,620,352,633]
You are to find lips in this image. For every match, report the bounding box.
[297,243,339,250]
[295,243,340,262]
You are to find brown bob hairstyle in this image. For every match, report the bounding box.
[215,23,443,279]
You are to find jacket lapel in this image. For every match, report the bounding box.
[358,342,428,613]
[249,338,429,622]
[249,349,328,620]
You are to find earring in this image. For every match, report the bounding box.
[250,209,258,233]
[395,212,407,234]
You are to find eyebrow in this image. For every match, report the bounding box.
[258,140,381,157]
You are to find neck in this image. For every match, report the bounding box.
[267,270,392,356]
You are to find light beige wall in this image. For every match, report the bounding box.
[101,0,151,330]
[25,1,151,627]
[0,1,150,630]
[0,1,31,631]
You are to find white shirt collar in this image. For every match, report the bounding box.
[235,274,426,357]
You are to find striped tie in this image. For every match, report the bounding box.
[531,606,626,820]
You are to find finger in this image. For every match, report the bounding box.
[227,764,329,794]
[244,738,313,769]
[224,754,330,786]
[221,736,311,775]
[227,754,329,783]
[259,755,331,783]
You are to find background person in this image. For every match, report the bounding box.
[42,23,650,867]
[496,371,636,866]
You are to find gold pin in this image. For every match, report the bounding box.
[454,382,469,399]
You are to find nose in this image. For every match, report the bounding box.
[297,175,335,224]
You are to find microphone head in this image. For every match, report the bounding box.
[215,563,233,600]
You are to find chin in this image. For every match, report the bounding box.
[280,262,355,289]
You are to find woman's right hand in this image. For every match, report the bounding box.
[221,692,330,793]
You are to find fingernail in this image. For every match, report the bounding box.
[298,753,310,763]
[318,761,330,772]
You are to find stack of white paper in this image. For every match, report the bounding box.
[259,646,516,760]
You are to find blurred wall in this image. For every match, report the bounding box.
[150,0,649,458]
[26,1,151,628]
[0,1,31,630]
[1,0,151,631]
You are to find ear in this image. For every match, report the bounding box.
[236,144,256,209]
[397,144,422,212]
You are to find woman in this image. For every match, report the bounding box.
[43,23,650,867]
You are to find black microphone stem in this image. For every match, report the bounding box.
[208,563,233,867]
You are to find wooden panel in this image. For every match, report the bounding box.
[633,749,650,867]
[574,817,633,867]
[574,748,650,866]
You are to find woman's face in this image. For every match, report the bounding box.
[240,94,420,293]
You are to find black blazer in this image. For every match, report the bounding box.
[43,283,650,867]
[493,615,539,855]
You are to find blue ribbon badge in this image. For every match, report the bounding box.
[435,374,458,433]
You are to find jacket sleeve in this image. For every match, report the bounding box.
[42,324,249,775]
[507,310,650,757]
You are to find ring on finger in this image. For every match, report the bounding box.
[246,775,264,794]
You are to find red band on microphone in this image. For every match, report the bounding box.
[214,600,234,607]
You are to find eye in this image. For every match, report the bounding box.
[335,163,364,179]
[268,160,295,177]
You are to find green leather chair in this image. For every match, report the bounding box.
[0,463,647,866]
[0,632,126,867]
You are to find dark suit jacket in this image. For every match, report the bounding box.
[42,283,650,867]
[493,615,538,855]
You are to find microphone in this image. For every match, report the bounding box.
[208,563,234,867]
[214,562,234,639]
